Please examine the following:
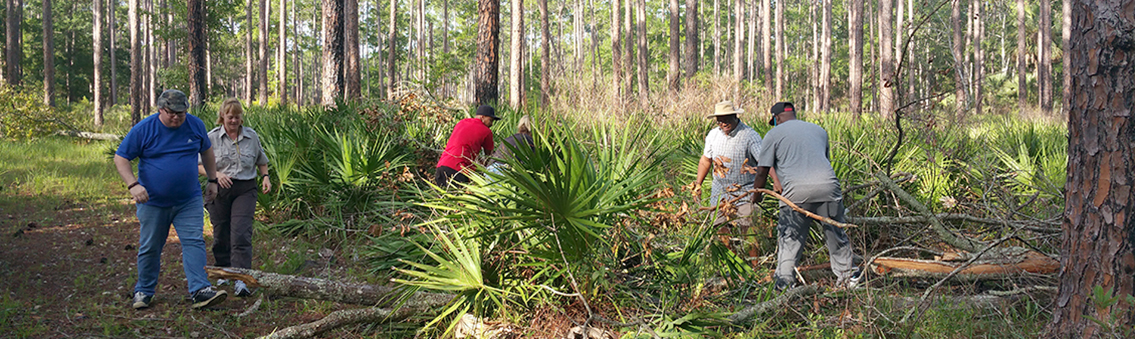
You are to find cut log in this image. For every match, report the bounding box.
[258,306,414,339]
[869,251,1059,279]
[205,266,453,308]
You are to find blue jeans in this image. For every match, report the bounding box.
[134,195,210,296]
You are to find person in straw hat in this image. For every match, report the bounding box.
[691,100,778,268]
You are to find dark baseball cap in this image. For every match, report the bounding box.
[156,89,190,112]
[769,102,795,126]
[475,105,502,120]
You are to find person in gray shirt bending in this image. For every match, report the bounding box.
[752,102,861,291]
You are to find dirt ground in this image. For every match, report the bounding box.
[0,196,409,338]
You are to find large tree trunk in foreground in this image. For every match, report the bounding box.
[1045,0,1135,335]
[188,0,206,108]
[473,0,500,105]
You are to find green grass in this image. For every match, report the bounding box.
[0,137,122,203]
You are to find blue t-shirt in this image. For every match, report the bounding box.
[116,113,212,207]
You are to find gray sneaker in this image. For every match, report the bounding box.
[189,287,228,309]
[132,292,153,310]
[234,280,253,297]
[215,279,230,286]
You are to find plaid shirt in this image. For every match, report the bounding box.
[702,122,762,205]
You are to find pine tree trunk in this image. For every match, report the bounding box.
[508,0,524,108]
[810,2,817,111]
[1045,0,1135,334]
[1060,0,1070,113]
[540,0,551,105]
[6,0,23,86]
[879,0,894,118]
[668,0,679,90]
[848,0,863,116]
[109,0,118,105]
[321,0,344,105]
[1037,0,1051,114]
[278,0,286,104]
[188,0,206,107]
[245,0,253,102]
[761,0,770,86]
[747,0,754,82]
[732,0,743,100]
[344,0,360,100]
[291,0,297,102]
[951,0,966,118]
[973,0,983,114]
[387,0,397,100]
[712,0,719,77]
[820,0,831,112]
[258,0,269,104]
[43,0,54,106]
[1016,0,1026,111]
[94,0,104,125]
[635,0,646,102]
[683,0,698,80]
[473,0,500,105]
[623,0,633,96]
[129,0,141,123]
[773,0,783,99]
[611,0,621,99]
[145,0,154,108]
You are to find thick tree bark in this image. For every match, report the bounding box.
[93,0,103,125]
[343,0,360,100]
[473,0,501,105]
[245,0,253,102]
[1015,0,1026,111]
[508,0,524,108]
[43,0,53,106]
[1045,0,1135,335]
[668,0,679,90]
[277,0,286,104]
[819,0,831,112]
[387,0,397,100]
[1037,0,1052,114]
[129,0,141,123]
[321,0,344,106]
[6,0,23,86]
[951,0,965,119]
[611,0,621,99]
[774,0,783,99]
[973,0,983,115]
[683,0,698,80]
[187,0,206,108]
[258,0,268,104]
[879,0,894,119]
[540,0,551,105]
[848,0,863,117]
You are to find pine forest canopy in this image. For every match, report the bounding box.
[0,0,1070,116]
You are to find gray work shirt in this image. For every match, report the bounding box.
[201,126,269,180]
[758,119,842,204]
[702,122,763,205]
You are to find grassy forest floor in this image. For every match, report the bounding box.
[1,137,1054,338]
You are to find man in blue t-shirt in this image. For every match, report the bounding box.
[114,89,228,310]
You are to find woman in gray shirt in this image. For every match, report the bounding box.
[198,98,270,297]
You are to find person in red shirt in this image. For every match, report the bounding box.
[436,105,501,187]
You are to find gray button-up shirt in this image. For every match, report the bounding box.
[201,126,268,180]
[702,122,763,205]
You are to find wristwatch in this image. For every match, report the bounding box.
[261,173,269,179]
[207,178,219,185]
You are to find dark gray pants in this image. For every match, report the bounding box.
[775,200,859,286]
[207,179,258,269]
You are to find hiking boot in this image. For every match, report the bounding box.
[132,292,153,310]
[234,280,253,297]
[189,287,228,309]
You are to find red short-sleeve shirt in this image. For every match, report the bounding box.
[436,118,494,171]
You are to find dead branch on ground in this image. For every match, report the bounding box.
[205,266,453,308]
[258,307,415,339]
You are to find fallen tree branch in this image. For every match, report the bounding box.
[871,251,1059,279]
[205,266,453,308]
[874,172,985,253]
[986,285,1058,296]
[847,213,1061,233]
[728,284,823,324]
[900,232,1016,324]
[258,307,415,339]
[700,188,859,228]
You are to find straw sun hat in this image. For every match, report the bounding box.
[706,100,744,118]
